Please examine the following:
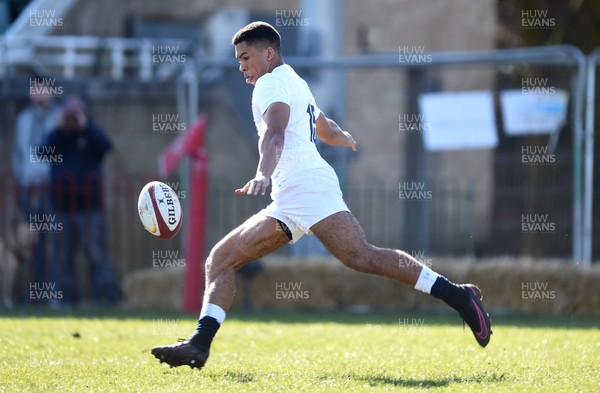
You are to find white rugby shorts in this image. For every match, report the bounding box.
[258,167,349,243]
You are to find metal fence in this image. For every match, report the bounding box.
[0,170,478,298]
[0,36,597,270]
[180,44,592,265]
[0,36,598,264]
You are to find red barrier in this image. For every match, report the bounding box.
[159,116,208,313]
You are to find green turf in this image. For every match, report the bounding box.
[0,309,598,392]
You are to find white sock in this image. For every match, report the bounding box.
[200,303,226,325]
[414,266,440,294]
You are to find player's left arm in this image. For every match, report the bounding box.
[235,102,290,196]
[315,113,356,151]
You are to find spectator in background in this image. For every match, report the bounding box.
[43,96,119,309]
[11,81,60,297]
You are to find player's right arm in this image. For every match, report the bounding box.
[235,102,290,196]
[315,113,357,151]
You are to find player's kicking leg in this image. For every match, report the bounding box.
[151,214,290,369]
[311,211,492,347]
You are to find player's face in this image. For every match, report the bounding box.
[235,41,271,86]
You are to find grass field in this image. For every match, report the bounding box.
[0,309,598,392]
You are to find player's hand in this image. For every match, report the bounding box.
[341,131,357,151]
[235,173,270,196]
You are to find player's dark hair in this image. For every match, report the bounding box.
[232,21,281,55]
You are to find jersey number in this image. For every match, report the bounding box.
[306,104,317,143]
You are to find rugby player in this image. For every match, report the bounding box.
[152,21,491,370]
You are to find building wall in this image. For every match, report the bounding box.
[343,0,496,247]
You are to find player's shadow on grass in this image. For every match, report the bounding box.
[203,370,506,388]
[219,370,255,383]
[348,371,507,388]
[354,375,451,389]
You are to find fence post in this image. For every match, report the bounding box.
[583,49,600,267]
[159,117,208,313]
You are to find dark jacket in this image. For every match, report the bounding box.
[41,120,112,212]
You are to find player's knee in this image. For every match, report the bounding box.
[205,242,234,274]
[338,246,377,274]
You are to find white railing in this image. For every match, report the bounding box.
[0,35,194,80]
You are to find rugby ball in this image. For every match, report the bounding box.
[137,181,182,240]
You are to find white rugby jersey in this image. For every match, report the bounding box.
[252,64,333,192]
